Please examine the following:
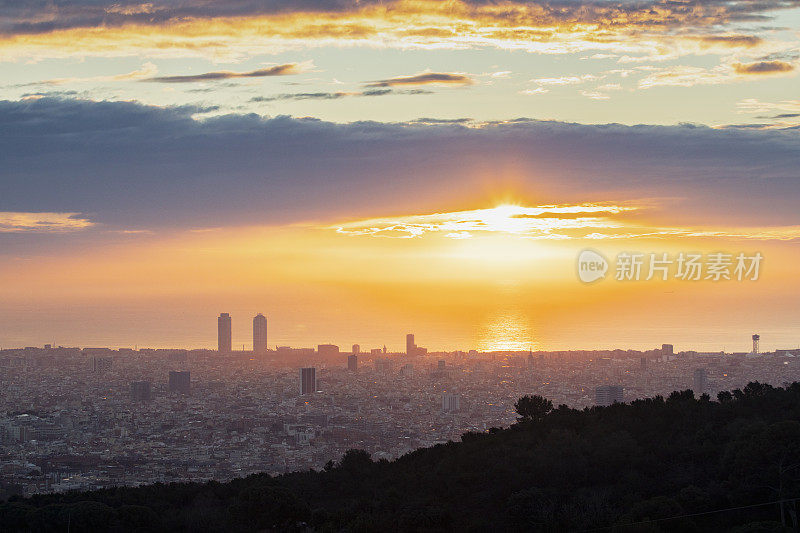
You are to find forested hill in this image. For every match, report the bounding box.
[4,382,800,532]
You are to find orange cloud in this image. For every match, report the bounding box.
[0,0,795,61]
[0,212,94,233]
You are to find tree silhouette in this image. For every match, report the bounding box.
[515,395,553,423]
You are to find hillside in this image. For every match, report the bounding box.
[3,382,800,532]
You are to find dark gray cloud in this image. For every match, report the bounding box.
[366,73,475,88]
[0,98,799,246]
[755,113,800,120]
[733,60,795,74]
[144,64,303,83]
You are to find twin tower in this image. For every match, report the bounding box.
[217,313,268,355]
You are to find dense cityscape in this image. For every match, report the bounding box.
[1,313,797,500]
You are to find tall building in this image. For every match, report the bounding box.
[693,368,708,395]
[406,333,416,356]
[131,381,152,402]
[347,354,358,372]
[442,393,461,412]
[752,334,760,355]
[352,344,360,355]
[253,313,268,355]
[218,313,232,354]
[168,371,191,395]
[91,356,112,373]
[595,385,624,406]
[300,367,316,395]
[662,344,674,357]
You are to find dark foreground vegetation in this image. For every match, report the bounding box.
[4,382,800,532]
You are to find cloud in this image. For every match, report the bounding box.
[737,98,800,114]
[0,0,796,62]
[18,62,158,86]
[732,61,795,75]
[580,90,611,100]
[734,98,800,126]
[520,87,549,95]
[144,62,308,83]
[366,72,474,87]
[530,75,603,86]
[249,88,431,101]
[0,212,93,233]
[0,97,799,243]
[695,35,764,48]
[331,204,800,241]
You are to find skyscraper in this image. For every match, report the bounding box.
[406,333,416,356]
[218,313,232,354]
[168,371,191,395]
[131,381,152,401]
[253,313,267,355]
[91,356,112,373]
[352,344,360,355]
[300,367,316,395]
[442,393,461,412]
[595,385,624,406]
[693,368,708,395]
[347,354,358,372]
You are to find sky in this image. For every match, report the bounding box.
[1,0,799,353]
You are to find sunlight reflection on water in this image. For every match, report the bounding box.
[476,309,539,352]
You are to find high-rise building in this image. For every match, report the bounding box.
[352,344,360,355]
[218,313,232,354]
[300,367,316,395]
[91,356,112,373]
[662,344,674,357]
[406,333,415,356]
[347,354,358,372]
[253,313,267,355]
[168,371,191,395]
[693,368,708,395]
[131,381,152,401]
[442,393,461,412]
[752,334,760,355]
[595,385,624,406]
